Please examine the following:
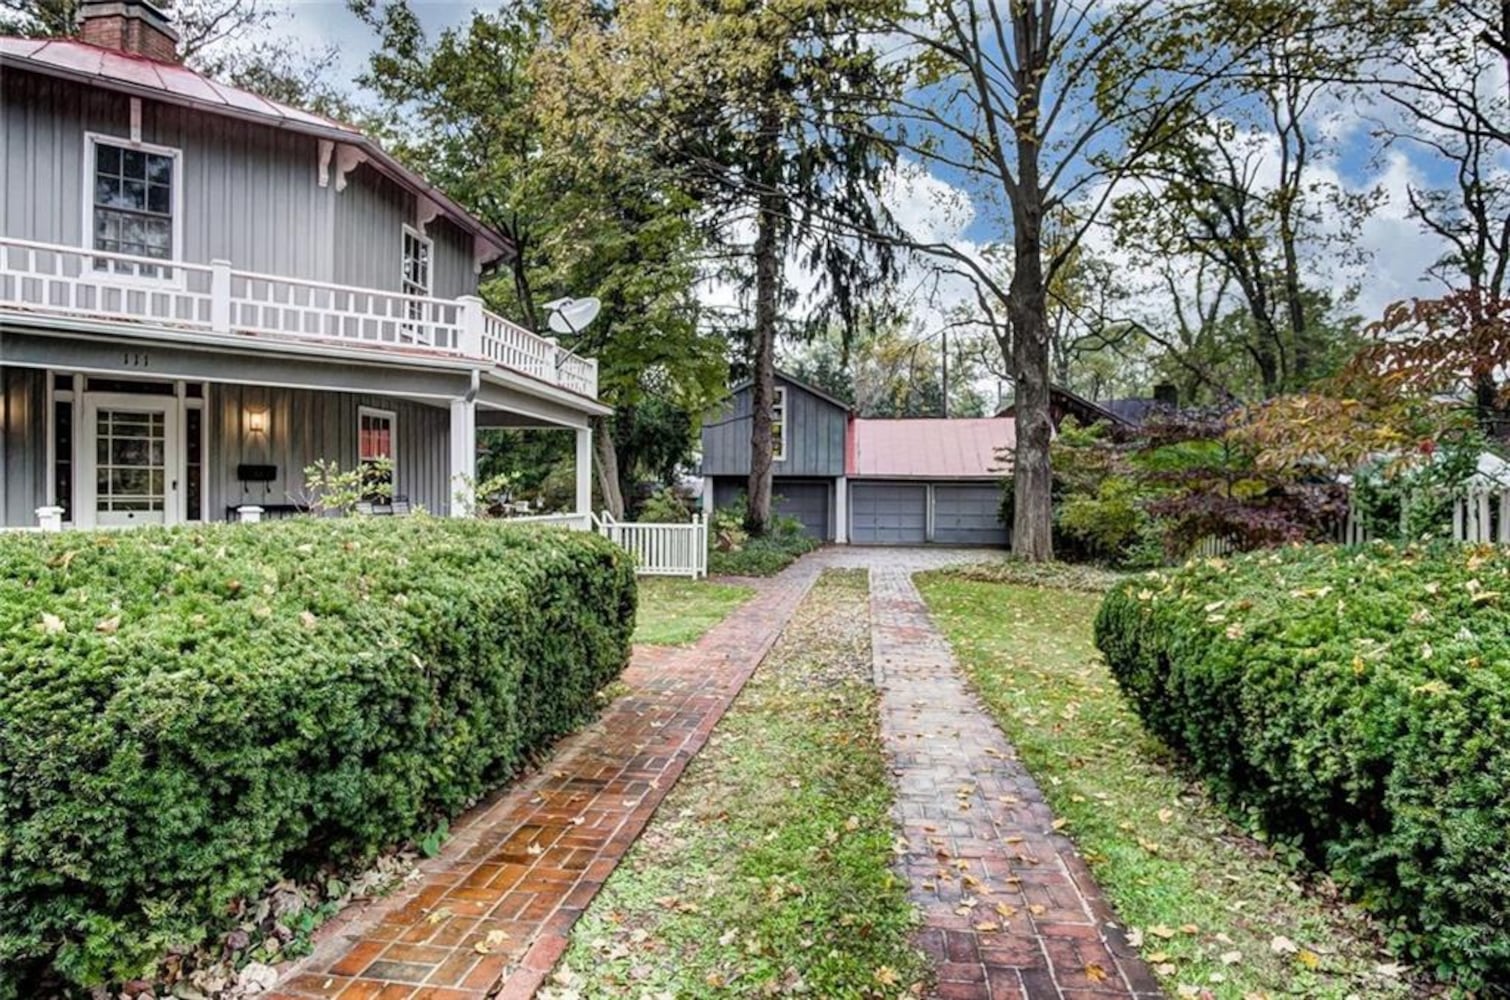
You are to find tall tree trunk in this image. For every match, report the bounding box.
[592,414,624,518]
[1007,4,1053,562]
[745,102,783,537]
[1009,223,1054,562]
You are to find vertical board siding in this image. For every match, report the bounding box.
[2,68,477,298]
[700,378,847,477]
[0,367,47,527]
[209,386,451,518]
[331,162,406,291]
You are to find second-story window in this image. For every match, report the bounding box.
[401,226,433,337]
[771,386,788,462]
[89,135,179,278]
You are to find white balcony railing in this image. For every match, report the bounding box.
[0,237,598,399]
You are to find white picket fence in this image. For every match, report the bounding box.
[1451,485,1510,543]
[500,509,709,578]
[1340,481,1510,545]
[595,512,708,579]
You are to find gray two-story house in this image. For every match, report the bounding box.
[0,0,607,529]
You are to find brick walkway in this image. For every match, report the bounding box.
[267,566,818,1000]
[871,567,1161,1000]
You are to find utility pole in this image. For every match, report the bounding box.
[941,327,950,418]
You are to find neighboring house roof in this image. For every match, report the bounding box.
[1101,398,1166,426]
[996,384,1134,428]
[0,36,511,264]
[727,369,854,413]
[849,418,1014,480]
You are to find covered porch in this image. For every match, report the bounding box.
[0,325,606,529]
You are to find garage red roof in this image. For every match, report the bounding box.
[849,418,1014,480]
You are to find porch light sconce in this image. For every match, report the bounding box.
[244,407,268,437]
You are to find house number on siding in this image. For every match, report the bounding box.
[121,352,150,368]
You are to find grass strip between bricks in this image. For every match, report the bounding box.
[633,577,757,646]
[916,574,1422,1000]
[544,569,928,999]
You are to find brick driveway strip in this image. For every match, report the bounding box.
[871,567,1162,1000]
[267,563,819,1000]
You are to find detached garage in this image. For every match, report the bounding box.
[700,371,1012,548]
[846,419,1011,547]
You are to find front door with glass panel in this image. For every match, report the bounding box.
[81,395,179,527]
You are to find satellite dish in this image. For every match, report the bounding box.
[545,296,601,335]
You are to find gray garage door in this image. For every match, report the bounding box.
[933,484,1009,545]
[713,477,830,540]
[774,480,831,540]
[850,483,927,544]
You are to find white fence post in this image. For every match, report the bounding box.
[35,505,64,532]
[237,505,265,524]
[210,259,232,334]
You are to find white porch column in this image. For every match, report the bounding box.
[834,476,848,544]
[575,426,593,516]
[449,395,478,517]
[36,506,65,532]
[701,475,715,517]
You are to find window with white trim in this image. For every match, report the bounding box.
[401,226,433,335]
[358,407,397,500]
[771,386,788,462]
[88,135,179,278]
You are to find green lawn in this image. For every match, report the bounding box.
[916,574,1414,1000]
[632,577,755,646]
[546,570,927,999]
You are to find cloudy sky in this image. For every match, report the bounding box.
[265,1,1461,381]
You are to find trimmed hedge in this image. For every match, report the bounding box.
[0,518,635,992]
[1094,543,1510,987]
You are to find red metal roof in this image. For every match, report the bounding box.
[0,37,361,133]
[0,37,509,262]
[849,418,1014,480]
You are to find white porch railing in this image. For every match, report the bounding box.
[504,511,595,532]
[596,512,708,579]
[0,237,597,399]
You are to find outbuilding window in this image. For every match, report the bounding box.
[771,386,787,462]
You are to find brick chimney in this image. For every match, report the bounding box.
[77,0,180,63]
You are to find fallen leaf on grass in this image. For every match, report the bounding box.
[1219,950,1242,965]
[1149,925,1177,939]
[1269,935,1297,955]
[873,966,898,986]
[1296,949,1320,970]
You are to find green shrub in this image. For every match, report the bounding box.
[1094,543,1510,987]
[705,493,819,577]
[637,487,692,523]
[0,518,636,993]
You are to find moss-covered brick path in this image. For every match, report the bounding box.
[872,567,1160,999]
[270,550,1153,1000]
